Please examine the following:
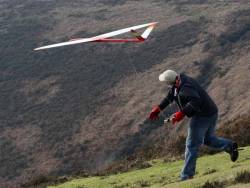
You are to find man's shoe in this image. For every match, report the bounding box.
[229,142,239,162]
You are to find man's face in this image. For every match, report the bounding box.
[167,83,174,90]
[166,80,175,88]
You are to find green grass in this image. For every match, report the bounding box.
[48,146,250,188]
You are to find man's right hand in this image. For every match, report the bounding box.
[148,106,161,120]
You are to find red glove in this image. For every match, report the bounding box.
[148,106,161,120]
[172,111,185,124]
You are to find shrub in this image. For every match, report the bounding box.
[21,175,71,188]
[217,115,250,146]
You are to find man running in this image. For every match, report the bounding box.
[148,70,238,180]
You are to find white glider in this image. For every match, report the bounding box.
[34,22,158,51]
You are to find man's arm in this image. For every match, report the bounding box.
[159,88,174,110]
[159,95,171,110]
[148,88,174,120]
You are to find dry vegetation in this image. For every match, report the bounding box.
[0,0,250,187]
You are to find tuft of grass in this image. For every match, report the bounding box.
[200,180,225,188]
[136,179,151,187]
[234,170,250,183]
[113,183,130,188]
[202,168,217,175]
[75,186,85,188]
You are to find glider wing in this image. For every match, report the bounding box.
[34,22,157,51]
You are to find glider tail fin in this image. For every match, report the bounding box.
[130,23,156,41]
[141,25,156,39]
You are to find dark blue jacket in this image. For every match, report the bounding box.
[159,73,218,117]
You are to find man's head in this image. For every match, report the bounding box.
[159,70,179,86]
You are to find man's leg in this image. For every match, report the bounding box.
[204,113,238,161]
[203,113,232,150]
[181,116,209,180]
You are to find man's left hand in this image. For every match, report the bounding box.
[171,111,185,124]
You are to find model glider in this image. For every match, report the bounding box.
[34,22,158,51]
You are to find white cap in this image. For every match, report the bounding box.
[159,70,178,85]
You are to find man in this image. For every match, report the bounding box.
[148,70,238,180]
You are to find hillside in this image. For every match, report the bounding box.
[43,146,250,188]
[0,0,250,187]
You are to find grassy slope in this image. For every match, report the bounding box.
[48,146,250,188]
